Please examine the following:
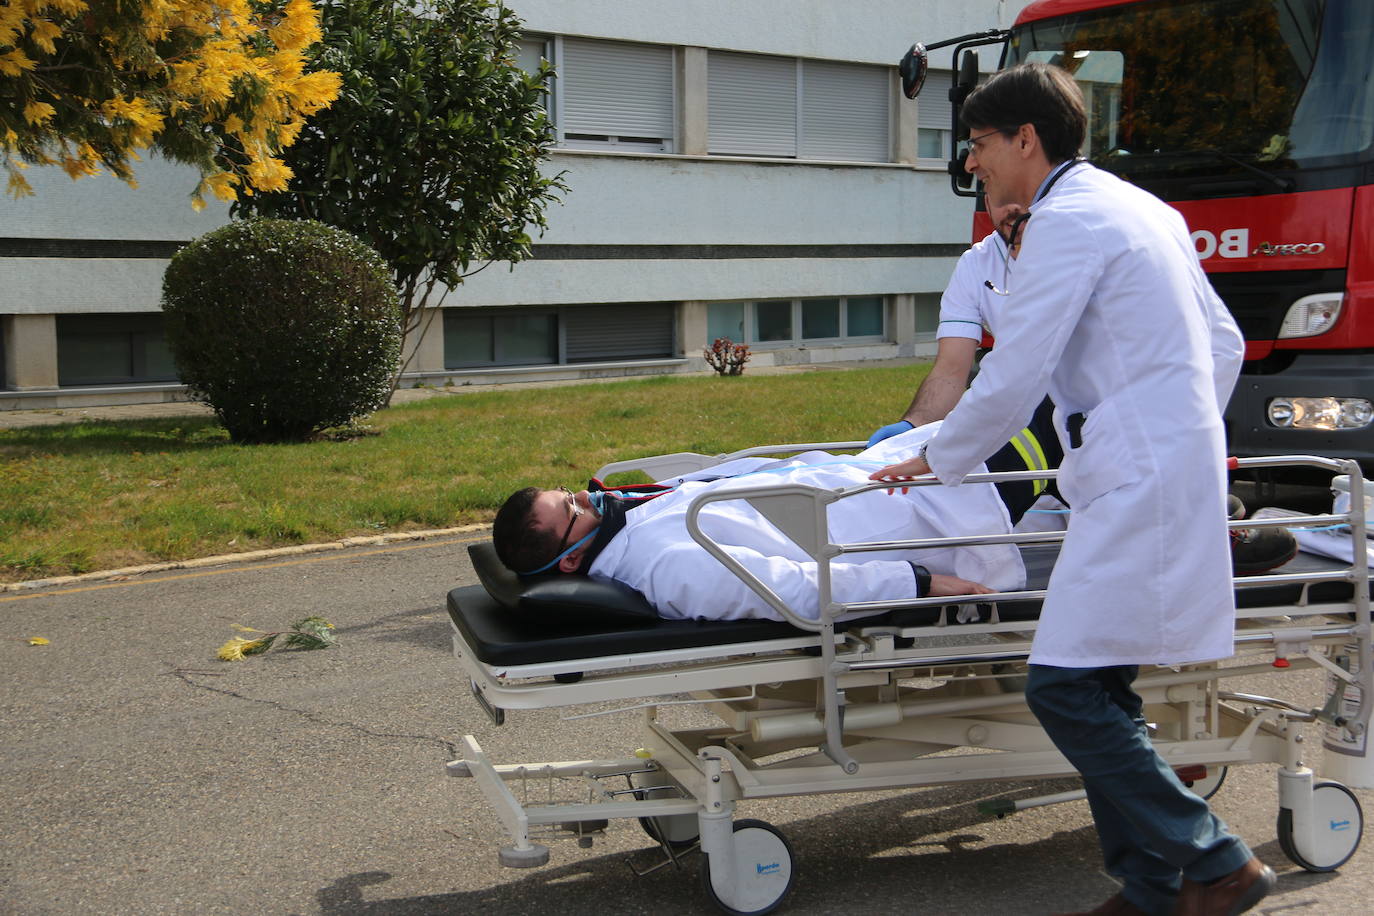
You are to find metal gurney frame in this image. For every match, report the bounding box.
[446,446,1372,915]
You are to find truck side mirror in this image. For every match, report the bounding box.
[949,50,980,195]
[950,49,980,140]
[950,150,974,189]
[900,43,928,99]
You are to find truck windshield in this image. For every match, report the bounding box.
[1006,0,1374,179]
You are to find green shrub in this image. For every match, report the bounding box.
[162,219,402,443]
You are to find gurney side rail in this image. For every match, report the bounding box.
[682,454,1373,770]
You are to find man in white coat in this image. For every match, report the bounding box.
[490,418,1067,622]
[870,64,1267,916]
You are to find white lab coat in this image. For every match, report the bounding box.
[924,163,1245,667]
[589,425,1024,622]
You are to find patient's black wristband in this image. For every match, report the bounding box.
[910,563,932,597]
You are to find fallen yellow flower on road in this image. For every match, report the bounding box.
[216,637,269,661]
[27,636,49,646]
[215,617,336,661]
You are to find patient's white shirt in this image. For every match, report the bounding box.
[588,424,1024,622]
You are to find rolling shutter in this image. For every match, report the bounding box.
[917,70,955,133]
[708,51,798,157]
[801,60,890,162]
[561,38,675,142]
[563,303,675,363]
[516,38,547,76]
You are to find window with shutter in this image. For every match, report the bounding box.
[444,310,557,368]
[564,303,674,363]
[516,37,549,79]
[705,297,887,347]
[708,51,798,157]
[917,70,955,161]
[56,314,176,386]
[444,304,675,368]
[800,60,889,162]
[560,38,675,151]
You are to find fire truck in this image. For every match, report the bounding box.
[903,0,1374,472]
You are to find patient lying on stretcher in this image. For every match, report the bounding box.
[492,414,1066,623]
[493,406,1297,622]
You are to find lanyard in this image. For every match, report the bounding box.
[1032,157,1086,207]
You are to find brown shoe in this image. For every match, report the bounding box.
[1173,857,1276,915]
[1054,892,1149,916]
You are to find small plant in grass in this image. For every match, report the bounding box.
[161,219,402,444]
[704,337,751,376]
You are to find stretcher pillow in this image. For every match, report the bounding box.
[468,542,659,625]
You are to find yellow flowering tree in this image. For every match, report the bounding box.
[1,0,341,208]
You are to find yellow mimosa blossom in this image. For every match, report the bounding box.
[217,637,251,660]
[216,636,269,661]
[22,101,55,125]
[3,0,340,201]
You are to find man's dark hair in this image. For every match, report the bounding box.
[960,62,1086,163]
[492,487,558,574]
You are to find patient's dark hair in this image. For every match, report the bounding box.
[961,62,1085,164]
[493,487,559,574]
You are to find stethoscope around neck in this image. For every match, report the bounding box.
[983,157,1085,297]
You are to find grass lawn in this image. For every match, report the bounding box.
[0,364,931,582]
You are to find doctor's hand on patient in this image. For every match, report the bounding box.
[868,455,932,493]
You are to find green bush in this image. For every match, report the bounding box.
[162,219,402,443]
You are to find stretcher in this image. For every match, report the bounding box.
[446,445,1371,915]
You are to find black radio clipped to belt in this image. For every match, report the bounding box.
[1067,412,1088,449]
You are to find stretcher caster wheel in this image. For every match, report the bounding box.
[700,819,795,915]
[1183,765,1227,800]
[499,843,550,868]
[1277,781,1363,872]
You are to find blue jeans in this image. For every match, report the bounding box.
[1025,665,1253,915]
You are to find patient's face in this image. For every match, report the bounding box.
[532,487,600,552]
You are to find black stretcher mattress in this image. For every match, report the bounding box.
[450,544,1366,668]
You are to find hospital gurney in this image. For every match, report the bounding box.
[446,446,1371,915]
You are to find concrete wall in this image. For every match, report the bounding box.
[514,0,1022,64]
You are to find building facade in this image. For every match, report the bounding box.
[0,0,1030,410]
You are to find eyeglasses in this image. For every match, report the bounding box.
[518,487,598,576]
[554,486,584,555]
[984,211,1032,297]
[965,129,1006,158]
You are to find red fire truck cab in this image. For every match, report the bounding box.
[915,0,1374,468]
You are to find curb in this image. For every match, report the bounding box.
[0,524,492,594]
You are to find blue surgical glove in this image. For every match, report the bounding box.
[866,420,914,448]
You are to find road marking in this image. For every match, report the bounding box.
[0,535,488,603]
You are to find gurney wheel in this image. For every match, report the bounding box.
[699,819,795,916]
[1276,781,1364,872]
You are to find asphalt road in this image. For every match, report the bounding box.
[2,533,1371,915]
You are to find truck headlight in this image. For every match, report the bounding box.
[1267,397,1374,430]
[1278,292,1343,339]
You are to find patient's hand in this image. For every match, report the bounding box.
[929,574,995,597]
